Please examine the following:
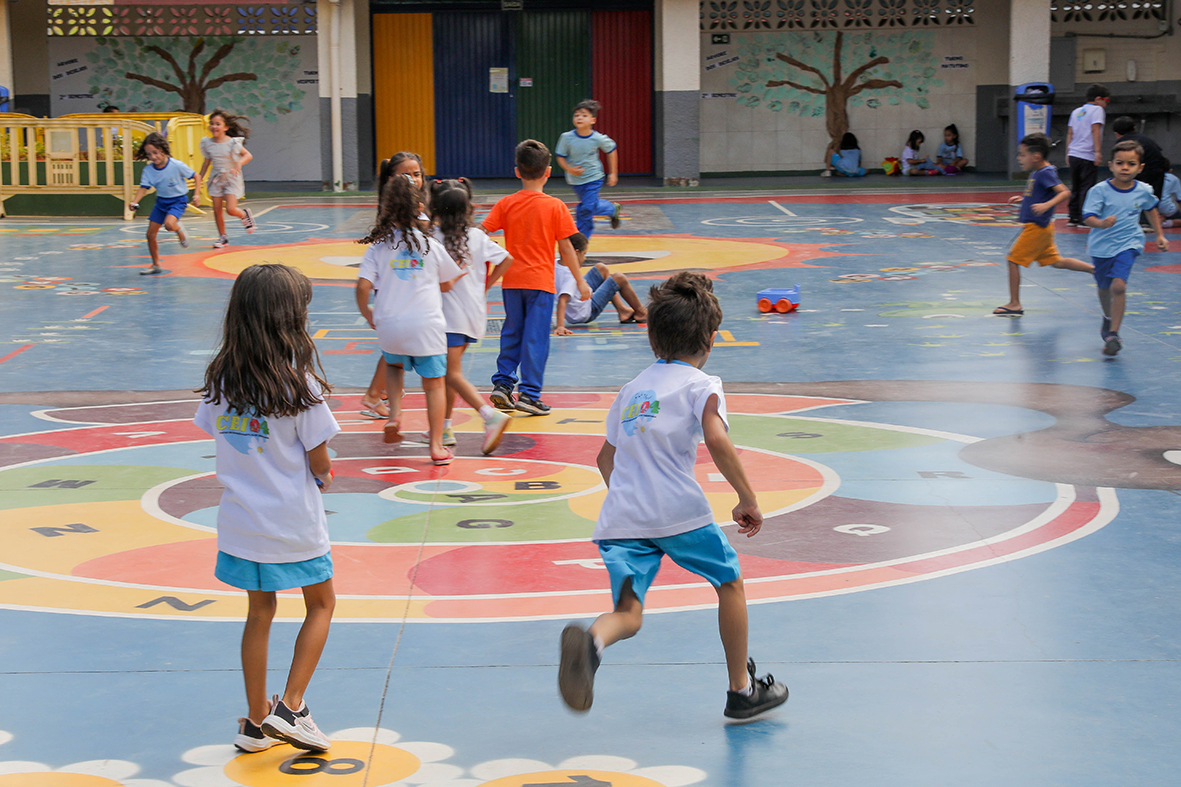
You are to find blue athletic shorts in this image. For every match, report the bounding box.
[149,194,189,226]
[446,332,478,348]
[215,551,333,592]
[596,523,742,606]
[382,351,447,379]
[1092,249,1138,290]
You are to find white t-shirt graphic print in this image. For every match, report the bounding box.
[358,228,464,357]
[194,382,340,564]
[594,360,728,541]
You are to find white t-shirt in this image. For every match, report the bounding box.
[555,260,592,324]
[594,360,729,541]
[435,226,508,342]
[358,229,463,357]
[902,145,921,164]
[1068,103,1106,160]
[194,382,340,564]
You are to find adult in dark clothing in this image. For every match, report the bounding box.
[1113,116,1171,197]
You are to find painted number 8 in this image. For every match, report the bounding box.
[278,756,365,775]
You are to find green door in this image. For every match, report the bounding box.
[513,10,592,165]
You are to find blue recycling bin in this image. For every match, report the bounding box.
[0,87,9,113]
[1014,82,1054,140]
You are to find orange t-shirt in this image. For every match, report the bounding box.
[482,189,577,293]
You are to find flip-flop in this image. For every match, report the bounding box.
[619,316,639,324]
[992,306,1024,315]
[431,448,454,466]
[359,398,390,419]
[382,420,402,444]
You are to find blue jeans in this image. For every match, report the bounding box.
[566,266,620,324]
[572,178,615,238]
[493,288,554,399]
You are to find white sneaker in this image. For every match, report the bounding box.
[441,426,457,447]
[820,170,832,178]
[213,235,229,249]
[260,695,331,751]
[176,221,189,248]
[481,410,511,455]
[235,715,282,753]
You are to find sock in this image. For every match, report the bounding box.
[735,681,754,697]
[593,634,605,658]
[479,405,495,421]
[444,418,452,429]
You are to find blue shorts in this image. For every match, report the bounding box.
[215,551,333,592]
[382,351,447,378]
[596,523,742,606]
[568,266,621,325]
[149,194,189,226]
[446,332,478,348]
[1092,249,1138,290]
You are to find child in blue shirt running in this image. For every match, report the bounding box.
[128,132,201,275]
[1082,139,1170,356]
[1160,171,1181,227]
[556,100,622,239]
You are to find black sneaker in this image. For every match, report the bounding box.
[234,715,282,753]
[1101,316,1111,338]
[610,202,622,229]
[260,695,331,751]
[724,658,789,720]
[241,207,256,234]
[490,384,515,411]
[558,623,600,711]
[515,394,551,416]
[1102,331,1122,357]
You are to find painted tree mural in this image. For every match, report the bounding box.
[85,36,306,121]
[730,31,943,163]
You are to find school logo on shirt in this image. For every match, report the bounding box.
[389,248,425,280]
[620,390,660,436]
[216,410,270,455]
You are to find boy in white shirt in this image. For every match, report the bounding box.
[1066,83,1111,226]
[558,272,788,720]
[554,232,648,333]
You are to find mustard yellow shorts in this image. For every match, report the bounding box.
[1008,223,1061,267]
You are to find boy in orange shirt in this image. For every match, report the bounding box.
[484,140,591,415]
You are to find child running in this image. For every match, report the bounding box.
[358,153,429,422]
[556,100,622,239]
[1160,171,1181,228]
[558,272,788,720]
[194,263,340,753]
[993,133,1093,316]
[356,172,465,465]
[199,109,256,248]
[1081,139,1170,356]
[430,177,514,454]
[484,139,590,416]
[128,132,201,275]
[554,232,648,333]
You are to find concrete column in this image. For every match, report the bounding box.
[317,0,360,190]
[0,0,13,110]
[1007,0,1051,177]
[654,0,699,184]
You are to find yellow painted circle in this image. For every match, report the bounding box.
[223,741,419,786]
[0,776,123,786]
[480,771,666,787]
[202,236,792,281]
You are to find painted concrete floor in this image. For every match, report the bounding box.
[2,184,1181,787]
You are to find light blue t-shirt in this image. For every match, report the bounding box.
[140,157,196,199]
[1083,179,1159,259]
[555,129,617,186]
[936,142,963,165]
[1160,172,1181,218]
[835,148,861,173]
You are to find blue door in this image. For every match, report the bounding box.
[432,12,516,178]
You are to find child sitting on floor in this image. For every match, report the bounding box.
[824,133,867,178]
[554,232,648,334]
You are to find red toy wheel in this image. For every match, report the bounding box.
[757,298,773,313]
[775,298,793,313]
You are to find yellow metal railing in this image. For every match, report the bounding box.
[0,113,212,219]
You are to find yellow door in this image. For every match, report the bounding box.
[372,13,436,176]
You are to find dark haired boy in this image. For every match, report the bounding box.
[1081,139,1169,356]
[483,139,590,415]
[1066,83,1111,226]
[556,99,622,239]
[993,133,1093,316]
[558,272,788,720]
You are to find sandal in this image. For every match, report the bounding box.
[382,420,402,444]
[359,397,390,419]
[431,447,454,466]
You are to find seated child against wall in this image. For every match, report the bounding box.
[902,130,940,176]
[824,133,867,178]
[937,124,969,174]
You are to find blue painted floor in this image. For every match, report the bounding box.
[1,185,1180,786]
